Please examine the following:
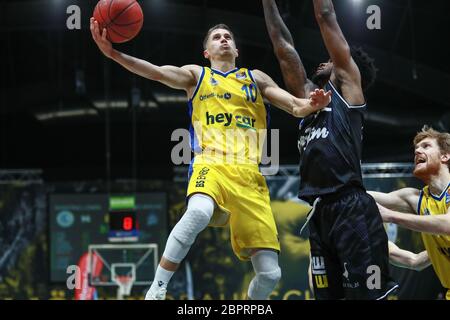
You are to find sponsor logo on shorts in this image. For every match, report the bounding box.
[311,256,328,289]
[343,262,349,280]
[342,262,361,289]
[343,263,383,290]
[195,167,210,188]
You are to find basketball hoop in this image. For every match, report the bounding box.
[111,263,136,300]
[87,244,158,300]
[114,275,134,299]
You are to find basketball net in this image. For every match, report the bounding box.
[114,275,134,300]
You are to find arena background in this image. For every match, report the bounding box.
[1,0,449,300]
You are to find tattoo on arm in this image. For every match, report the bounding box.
[263,0,295,46]
[263,0,314,98]
[317,0,334,15]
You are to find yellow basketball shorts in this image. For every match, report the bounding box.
[187,163,280,261]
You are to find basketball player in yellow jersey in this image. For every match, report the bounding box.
[370,127,450,300]
[90,19,331,300]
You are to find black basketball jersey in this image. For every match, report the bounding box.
[298,80,366,200]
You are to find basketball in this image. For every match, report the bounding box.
[93,0,143,43]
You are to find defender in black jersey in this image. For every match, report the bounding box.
[263,0,398,299]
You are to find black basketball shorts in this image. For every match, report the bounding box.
[307,187,399,300]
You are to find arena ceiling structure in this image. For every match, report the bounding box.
[1,0,449,180]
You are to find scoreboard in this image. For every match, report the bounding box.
[49,193,167,282]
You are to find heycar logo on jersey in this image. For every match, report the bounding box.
[206,111,256,129]
[299,127,330,149]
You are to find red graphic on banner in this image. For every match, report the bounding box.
[74,252,103,300]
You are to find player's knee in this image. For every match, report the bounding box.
[259,267,282,286]
[248,267,281,300]
[171,208,211,246]
[249,268,282,300]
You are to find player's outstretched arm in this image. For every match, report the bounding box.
[262,0,315,97]
[313,0,365,105]
[90,18,198,92]
[368,188,420,213]
[388,241,431,272]
[379,205,450,236]
[312,0,358,78]
[253,69,331,118]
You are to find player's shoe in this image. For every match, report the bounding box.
[145,286,167,300]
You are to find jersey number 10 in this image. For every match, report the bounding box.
[241,84,258,102]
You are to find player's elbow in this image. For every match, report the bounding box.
[401,255,421,272]
[411,258,429,272]
[341,44,351,59]
[146,67,164,82]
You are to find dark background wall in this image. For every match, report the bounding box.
[1,0,449,182]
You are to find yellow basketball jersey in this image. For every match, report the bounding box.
[417,183,450,293]
[188,67,268,165]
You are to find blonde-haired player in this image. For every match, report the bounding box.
[370,126,450,300]
[90,19,331,300]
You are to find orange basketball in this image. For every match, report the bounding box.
[93,0,144,43]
